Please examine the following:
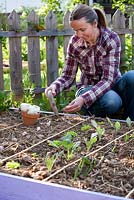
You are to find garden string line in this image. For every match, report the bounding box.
[125,187,134,198]
[0,117,88,164]
[43,128,134,182]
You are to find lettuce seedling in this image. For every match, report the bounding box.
[45,152,58,172]
[106,117,114,127]
[126,117,131,129]
[6,161,21,169]
[74,157,91,180]
[84,136,97,151]
[96,126,105,140]
[48,131,81,160]
[81,124,92,131]
[91,119,98,128]
[114,121,121,132]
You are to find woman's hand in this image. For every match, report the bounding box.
[63,96,84,113]
[45,85,56,97]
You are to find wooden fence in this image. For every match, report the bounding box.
[0,9,134,97]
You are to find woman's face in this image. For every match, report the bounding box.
[70,17,98,45]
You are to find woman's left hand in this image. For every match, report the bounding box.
[63,96,84,113]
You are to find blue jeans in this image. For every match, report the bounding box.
[76,70,134,120]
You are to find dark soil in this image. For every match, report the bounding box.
[0,111,134,199]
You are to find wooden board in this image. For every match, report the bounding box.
[0,173,131,200]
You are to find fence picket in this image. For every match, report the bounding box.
[0,18,4,90]
[27,10,41,88]
[129,15,134,70]
[63,11,72,58]
[8,10,23,97]
[112,10,126,73]
[46,11,58,86]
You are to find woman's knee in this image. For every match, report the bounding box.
[99,91,122,114]
[123,70,134,85]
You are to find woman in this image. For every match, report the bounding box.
[45,4,134,120]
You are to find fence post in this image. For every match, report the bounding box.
[0,14,4,91]
[27,10,42,89]
[129,15,134,70]
[112,10,126,73]
[8,10,23,98]
[46,11,58,86]
[63,11,72,58]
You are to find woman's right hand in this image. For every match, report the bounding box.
[45,85,56,97]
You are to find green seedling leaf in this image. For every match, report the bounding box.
[126,117,131,128]
[31,152,38,157]
[124,134,130,142]
[74,157,91,180]
[72,141,81,151]
[91,119,98,128]
[48,131,79,161]
[45,152,58,172]
[61,131,77,141]
[106,117,113,127]
[114,121,121,132]
[98,121,105,125]
[84,136,97,151]
[66,141,81,160]
[81,125,92,131]
[48,140,62,148]
[6,161,21,169]
[96,126,105,140]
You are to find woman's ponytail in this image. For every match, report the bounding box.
[94,8,108,28]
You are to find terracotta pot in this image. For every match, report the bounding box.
[21,111,40,126]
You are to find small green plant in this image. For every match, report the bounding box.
[74,157,91,180]
[96,126,105,140]
[84,136,97,151]
[81,124,92,131]
[48,131,81,160]
[124,132,134,142]
[90,119,105,140]
[126,117,132,129]
[31,152,38,158]
[45,152,58,172]
[114,121,121,132]
[6,161,21,169]
[124,134,131,142]
[106,117,114,127]
[91,119,98,128]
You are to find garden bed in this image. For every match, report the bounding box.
[0,111,134,199]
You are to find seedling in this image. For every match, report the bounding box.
[74,157,91,180]
[90,119,105,140]
[31,152,38,158]
[84,136,97,151]
[91,119,98,128]
[6,161,21,169]
[114,121,121,132]
[124,132,134,142]
[106,117,114,127]
[124,134,131,142]
[96,126,105,140]
[45,152,59,172]
[126,117,131,129]
[81,124,92,131]
[48,131,81,160]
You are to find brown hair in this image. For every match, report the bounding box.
[70,4,107,28]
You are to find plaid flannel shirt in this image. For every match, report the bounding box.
[51,28,121,108]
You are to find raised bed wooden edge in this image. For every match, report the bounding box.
[0,172,132,200]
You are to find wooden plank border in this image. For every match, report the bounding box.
[0,172,131,200]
